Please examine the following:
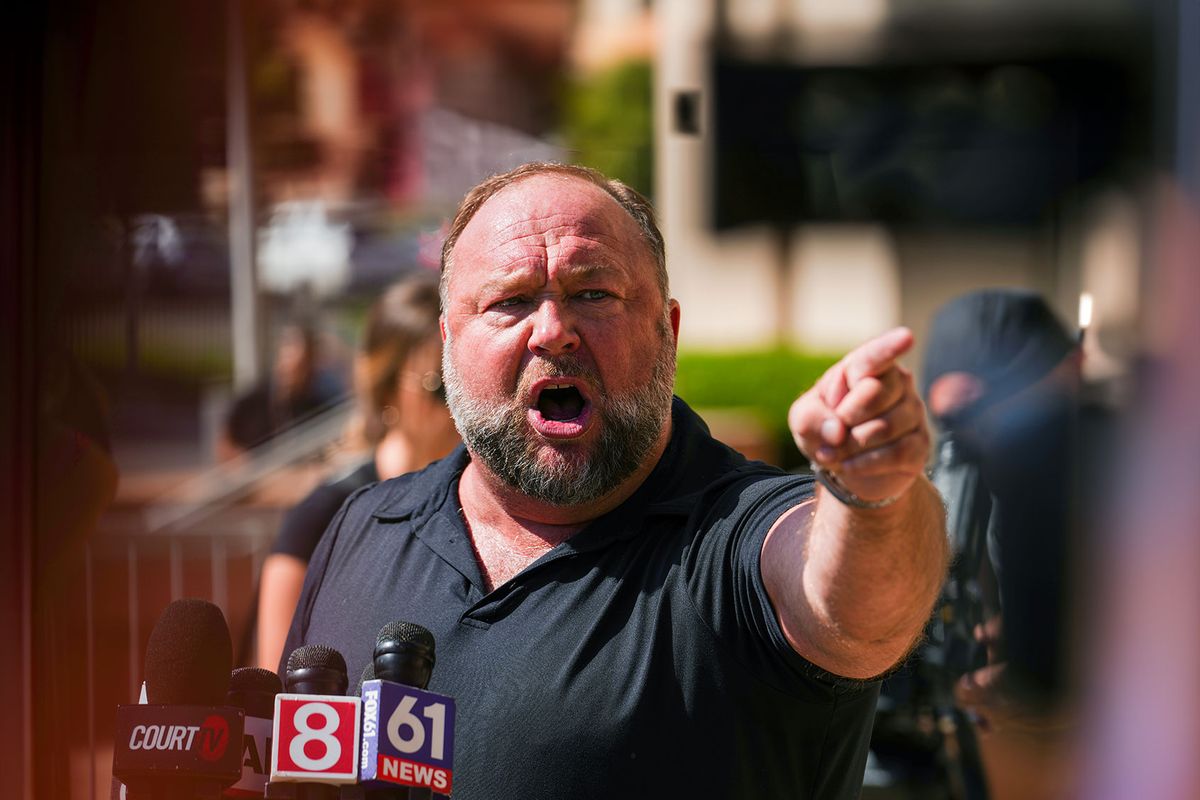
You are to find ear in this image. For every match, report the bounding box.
[439,316,447,342]
[668,299,681,345]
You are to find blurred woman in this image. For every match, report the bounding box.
[256,272,459,669]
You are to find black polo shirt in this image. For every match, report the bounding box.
[283,398,880,799]
[271,458,379,563]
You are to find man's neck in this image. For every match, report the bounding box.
[457,421,672,590]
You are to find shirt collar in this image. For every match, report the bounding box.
[372,444,470,521]
[372,397,748,534]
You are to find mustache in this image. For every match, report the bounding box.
[517,355,604,396]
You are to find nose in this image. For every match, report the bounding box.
[527,298,580,357]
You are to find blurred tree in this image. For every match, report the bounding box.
[562,59,654,199]
[675,347,839,470]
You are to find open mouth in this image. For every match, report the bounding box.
[537,383,586,421]
[529,380,593,438]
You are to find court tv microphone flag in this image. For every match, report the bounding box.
[112,599,245,799]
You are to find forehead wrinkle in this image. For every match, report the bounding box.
[453,178,654,300]
[477,262,542,297]
[479,214,629,274]
[493,205,626,245]
[476,259,622,300]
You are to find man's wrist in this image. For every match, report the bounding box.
[811,464,903,510]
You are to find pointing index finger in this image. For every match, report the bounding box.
[843,327,914,386]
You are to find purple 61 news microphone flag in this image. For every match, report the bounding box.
[349,620,456,797]
[359,680,456,793]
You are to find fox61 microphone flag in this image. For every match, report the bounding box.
[270,692,362,784]
[359,679,455,793]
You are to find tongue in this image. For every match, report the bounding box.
[539,388,584,421]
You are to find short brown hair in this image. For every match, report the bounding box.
[439,162,668,306]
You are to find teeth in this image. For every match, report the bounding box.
[545,383,573,390]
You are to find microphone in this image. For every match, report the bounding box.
[354,622,454,797]
[268,644,362,799]
[355,661,376,695]
[373,622,435,689]
[224,667,283,798]
[342,662,406,800]
[112,599,245,799]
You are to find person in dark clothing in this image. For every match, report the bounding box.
[866,289,1096,799]
[921,288,1097,713]
[220,320,345,459]
[283,162,948,799]
[256,272,459,669]
[879,288,1117,800]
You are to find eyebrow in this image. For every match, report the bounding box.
[476,264,618,298]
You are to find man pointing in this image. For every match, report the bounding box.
[284,162,947,799]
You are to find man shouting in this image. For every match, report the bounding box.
[283,162,947,799]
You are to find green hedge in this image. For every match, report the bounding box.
[675,347,839,468]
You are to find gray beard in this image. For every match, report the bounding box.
[442,324,676,506]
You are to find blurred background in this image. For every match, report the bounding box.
[2,0,1196,797]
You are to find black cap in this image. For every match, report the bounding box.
[922,289,1076,409]
[144,599,233,706]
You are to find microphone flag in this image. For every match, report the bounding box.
[358,679,455,794]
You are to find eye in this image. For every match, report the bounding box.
[492,295,528,309]
[577,289,610,301]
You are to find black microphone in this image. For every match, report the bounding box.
[267,645,361,799]
[287,644,350,695]
[341,662,390,800]
[373,622,435,690]
[355,661,377,695]
[375,623,434,800]
[350,622,452,799]
[112,599,245,800]
[343,661,409,800]
[224,667,283,798]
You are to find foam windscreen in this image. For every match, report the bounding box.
[144,598,233,705]
[228,666,283,718]
[355,661,376,695]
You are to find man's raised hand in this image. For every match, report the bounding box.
[788,327,931,505]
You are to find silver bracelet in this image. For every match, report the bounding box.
[811,465,901,509]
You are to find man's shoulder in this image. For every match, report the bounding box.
[334,446,468,528]
[657,398,795,502]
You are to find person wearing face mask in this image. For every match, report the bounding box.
[910,289,1120,800]
[866,289,1104,799]
[256,271,459,670]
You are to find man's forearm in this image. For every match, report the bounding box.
[764,476,948,679]
[777,327,949,678]
[808,476,946,676]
